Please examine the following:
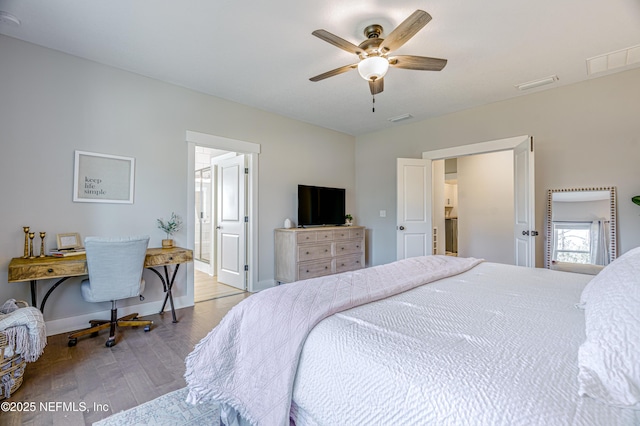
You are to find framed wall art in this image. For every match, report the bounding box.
[73,150,135,204]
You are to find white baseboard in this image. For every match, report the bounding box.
[44,295,194,336]
[252,278,276,293]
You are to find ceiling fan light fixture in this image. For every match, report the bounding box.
[358,56,389,81]
[0,11,21,26]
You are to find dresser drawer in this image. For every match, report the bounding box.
[297,232,317,244]
[335,240,363,256]
[316,230,334,242]
[349,228,364,239]
[298,243,333,261]
[298,260,333,280]
[332,229,351,240]
[335,255,364,273]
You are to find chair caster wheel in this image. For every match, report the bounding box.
[144,325,151,332]
[68,338,77,347]
[105,339,116,348]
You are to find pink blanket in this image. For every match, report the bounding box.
[185,255,483,426]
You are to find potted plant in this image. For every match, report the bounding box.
[633,196,640,206]
[345,214,353,226]
[157,212,183,248]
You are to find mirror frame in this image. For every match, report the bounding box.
[545,186,617,269]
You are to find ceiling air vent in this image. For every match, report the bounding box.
[587,44,640,75]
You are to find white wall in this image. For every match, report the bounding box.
[457,151,514,264]
[356,67,640,267]
[0,35,355,332]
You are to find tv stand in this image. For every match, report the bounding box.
[275,226,365,284]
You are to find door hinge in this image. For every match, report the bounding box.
[531,230,539,236]
[244,265,249,271]
[244,216,249,222]
[530,136,534,152]
[244,167,249,174]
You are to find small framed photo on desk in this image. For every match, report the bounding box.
[57,233,83,250]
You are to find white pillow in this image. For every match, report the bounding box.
[577,246,640,409]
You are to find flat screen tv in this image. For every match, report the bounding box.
[298,185,346,227]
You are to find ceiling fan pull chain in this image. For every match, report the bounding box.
[372,94,375,113]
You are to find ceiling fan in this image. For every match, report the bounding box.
[309,10,447,102]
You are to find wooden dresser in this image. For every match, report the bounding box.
[274,226,365,283]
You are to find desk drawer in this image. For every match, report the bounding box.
[8,258,87,282]
[298,260,333,280]
[144,248,193,267]
[335,240,363,256]
[298,243,333,262]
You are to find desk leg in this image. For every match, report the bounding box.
[147,265,179,323]
[30,280,37,309]
[40,277,71,314]
[161,264,179,323]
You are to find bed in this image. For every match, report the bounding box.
[185,251,640,426]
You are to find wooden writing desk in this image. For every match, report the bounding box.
[8,247,193,323]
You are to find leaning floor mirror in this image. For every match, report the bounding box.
[546,187,617,275]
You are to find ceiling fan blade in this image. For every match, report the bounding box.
[389,55,447,71]
[380,10,432,53]
[309,64,358,82]
[369,78,384,95]
[312,29,363,55]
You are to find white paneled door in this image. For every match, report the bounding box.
[513,137,536,267]
[216,154,246,290]
[397,158,432,259]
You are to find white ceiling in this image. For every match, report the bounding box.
[1,0,640,136]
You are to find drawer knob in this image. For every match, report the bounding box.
[341,263,345,266]
[169,257,173,260]
[341,247,344,250]
[325,266,328,269]
[306,251,310,255]
[306,270,309,273]
[47,268,54,273]
[324,249,328,252]
[356,245,360,248]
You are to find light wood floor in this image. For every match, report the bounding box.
[0,292,251,426]
[194,269,246,303]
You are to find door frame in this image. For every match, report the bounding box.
[186,131,260,298]
[421,135,534,266]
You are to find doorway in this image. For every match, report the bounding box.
[436,152,514,263]
[193,147,247,302]
[396,135,536,267]
[186,131,261,304]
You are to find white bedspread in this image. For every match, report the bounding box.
[291,262,640,425]
[185,255,482,426]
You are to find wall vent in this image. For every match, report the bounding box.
[587,44,640,75]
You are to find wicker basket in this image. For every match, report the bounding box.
[0,300,29,399]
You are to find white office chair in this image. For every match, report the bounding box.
[68,236,153,348]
